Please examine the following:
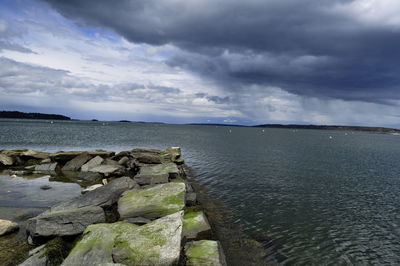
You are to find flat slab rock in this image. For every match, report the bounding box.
[118,182,186,219]
[62,152,91,171]
[49,151,114,162]
[62,211,183,266]
[0,219,19,236]
[134,162,180,185]
[27,205,106,238]
[81,156,104,172]
[185,240,227,266]
[183,210,212,240]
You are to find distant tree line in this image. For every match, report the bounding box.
[0,111,71,120]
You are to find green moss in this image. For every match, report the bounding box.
[39,237,73,266]
[186,240,219,264]
[183,210,201,230]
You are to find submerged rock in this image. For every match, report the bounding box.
[0,219,19,236]
[118,182,186,219]
[183,210,212,240]
[113,211,183,266]
[34,163,58,173]
[81,156,104,171]
[27,206,106,238]
[185,240,227,266]
[62,152,91,171]
[134,162,180,185]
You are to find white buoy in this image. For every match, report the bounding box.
[262,129,265,132]
[50,121,53,124]
[329,136,333,139]
[229,129,232,133]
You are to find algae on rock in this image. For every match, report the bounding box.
[185,240,227,266]
[118,182,186,219]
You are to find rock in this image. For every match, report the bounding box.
[81,156,104,171]
[186,192,197,206]
[185,240,227,266]
[62,152,91,171]
[41,158,51,163]
[118,156,129,166]
[183,210,212,240]
[21,150,50,160]
[118,182,186,219]
[61,222,134,266]
[103,158,119,166]
[113,211,183,266]
[40,185,52,190]
[34,163,58,173]
[88,165,125,176]
[134,162,180,185]
[78,171,103,182]
[50,177,138,212]
[9,170,28,176]
[0,153,14,166]
[174,158,185,165]
[27,206,106,238]
[127,217,151,225]
[0,219,19,236]
[131,148,163,164]
[81,184,103,194]
[49,150,114,163]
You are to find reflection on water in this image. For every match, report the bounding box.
[0,173,82,264]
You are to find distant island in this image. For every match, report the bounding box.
[0,111,71,120]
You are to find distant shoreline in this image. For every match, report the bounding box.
[1,110,399,134]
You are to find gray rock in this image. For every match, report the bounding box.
[78,171,103,182]
[126,217,151,225]
[62,152,91,171]
[0,153,14,166]
[183,210,212,240]
[0,219,19,236]
[51,177,138,212]
[41,158,51,163]
[34,163,58,173]
[103,158,119,166]
[186,192,197,206]
[185,240,227,266]
[134,162,180,185]
[112,211,183,266]
[81,156,104,172]
[27,206,106,238]
[131,148,163,164]
[21,150,50,160]
[118,156,129,166]
[118,182,186,219]
[40,185,52,190]
[81,184,103,194]
[88,165,125,176]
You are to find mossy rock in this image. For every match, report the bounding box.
[183,210,212,240]
[185,240,227,266]
[118,182,186,219]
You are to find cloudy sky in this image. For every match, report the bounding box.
[1,0,400,126]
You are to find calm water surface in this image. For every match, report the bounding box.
[1,119,400,265]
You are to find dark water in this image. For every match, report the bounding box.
[1,119,400,265]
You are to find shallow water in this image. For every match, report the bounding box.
[1,119,400,265]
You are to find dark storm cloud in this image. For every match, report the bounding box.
[42,0,400,103]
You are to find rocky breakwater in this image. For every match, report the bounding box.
[0,147,227,266]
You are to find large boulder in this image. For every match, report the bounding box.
[113,211,183,266]
[50,177,137,212]
[131,148,163,164]
[62,152,91,171]
[63,211,183,266]
[183,210,212,240]
[134,162,180,185]
[61,222,135,266]
[184,240,227,266]
[118,182,186,219]
[81,156,104,171]
[27,206,106,238]
[0,153,14,166]
[0,219,19,236]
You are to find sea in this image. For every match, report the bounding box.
[1,119,400,265]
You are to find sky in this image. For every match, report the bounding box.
[0,0,400,127]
